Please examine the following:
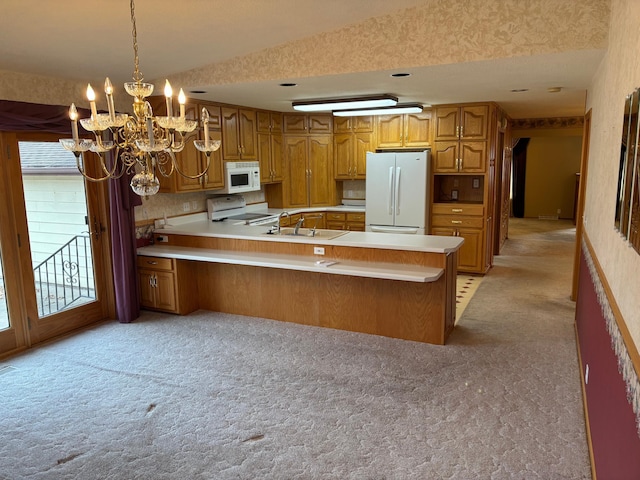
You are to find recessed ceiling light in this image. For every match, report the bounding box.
[280,83,297,87]
[391,73,411,78]
[510,88,529,92]
[190,90,207,94]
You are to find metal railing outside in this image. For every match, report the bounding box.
[32,235,95,317]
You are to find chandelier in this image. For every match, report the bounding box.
[59,0,220,196]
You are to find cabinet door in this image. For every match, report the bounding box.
[353,133,373,178]
[433,141,459,173]
[256,111,271,133]
[308,135,333,206]
[376,114,404,148]
[457,228,484,272]
[284,136,309,208]
[221,107,240,159]
[154,271,177,312]
[434,107,459,141]
[283,114,307,133]
[334,133,353,179]
[334,117,352,134]
[308,115,332,133]
[353,116,374,133]
[258,132,272,183]
[460,106,489,140]
[238,109,257,159]
[138,271,156,308]
[271,134,284,182]
[404,112,431,147]
[201,130,224,189]
[459,141,487,173]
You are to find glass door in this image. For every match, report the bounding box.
[0,132,113,354]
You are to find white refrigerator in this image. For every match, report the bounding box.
[365,151,430,234]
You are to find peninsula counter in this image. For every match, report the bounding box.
[137,219,463,345]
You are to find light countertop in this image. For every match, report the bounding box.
[153,211,463,255]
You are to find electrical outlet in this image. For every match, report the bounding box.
[314,247,325,255]
[183,202,190,212]
[451,190,458,200]
[472,178,480,189]
[192,200,198,211]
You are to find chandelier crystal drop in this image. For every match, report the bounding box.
[59,0,220,196]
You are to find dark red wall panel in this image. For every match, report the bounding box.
[575,253,640,479]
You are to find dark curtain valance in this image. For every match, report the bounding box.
[0,100,90,135]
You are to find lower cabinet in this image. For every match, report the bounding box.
[325,211,365,231]
[137,256,198,314]
[431,203,488,273]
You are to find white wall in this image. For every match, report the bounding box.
[585,0,640,349]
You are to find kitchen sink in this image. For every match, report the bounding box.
[264,227,349,240]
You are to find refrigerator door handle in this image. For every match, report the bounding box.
[388,166,394,215]
[395,166,401,215]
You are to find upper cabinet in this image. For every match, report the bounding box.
[334,116,374,134]
[433,104,490,174]
[147,98,224,193]
[376,111,432,149]
[257,111,283,184]
[283,114,333,134]
[434,105,489,141]
[333,115,374,180]
[221,107,258,160]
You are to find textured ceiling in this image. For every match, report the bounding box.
[0,0,609,119]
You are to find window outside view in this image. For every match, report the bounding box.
[19,141,96,318]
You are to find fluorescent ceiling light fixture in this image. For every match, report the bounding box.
[292,94,398,112]
[333,103,423,117]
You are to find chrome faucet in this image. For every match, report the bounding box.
[277,211,290,234]
[294,216,305,235]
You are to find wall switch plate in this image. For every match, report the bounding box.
[472,178,480,189]
[314,247,325,255]
[451,190,458,200]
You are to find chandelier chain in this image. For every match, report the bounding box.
[130,0,142,82]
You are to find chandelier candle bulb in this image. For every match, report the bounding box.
[178,89,186,120]
[202,108,210,145]
[69,104,79,144]
[104,77,116,121]
[86,84,98,120]
[164,80,173,116]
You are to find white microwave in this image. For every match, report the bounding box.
[216,161,261,194]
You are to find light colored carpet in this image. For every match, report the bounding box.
[0,219,590,479]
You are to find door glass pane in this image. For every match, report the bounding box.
[18,141,97,318]
[0,251,9,330]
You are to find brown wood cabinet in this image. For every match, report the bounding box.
[334,115,374,180]
[137,256,198,314]
[257,111,283,183]
[376,111,431,149]
[221,107,258,160]
[431,203,487,273]
[433,104,489,174]
[434,105,489,141]
[151,101,224,193]
[325,211,365,231]
[282,135,334,208]
[283,114,332,134]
